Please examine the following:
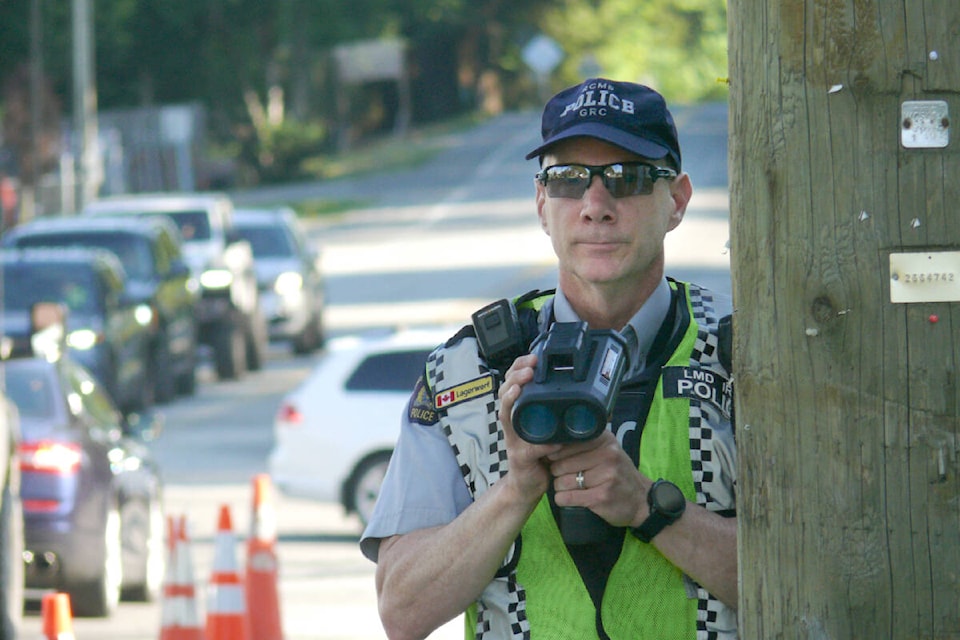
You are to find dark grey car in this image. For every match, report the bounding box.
[0,248,154,413]
[2,216,200,401]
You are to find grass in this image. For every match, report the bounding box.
[286,112,488,218]
[316,111,486,178]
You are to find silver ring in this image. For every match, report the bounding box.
[576,470,585,490]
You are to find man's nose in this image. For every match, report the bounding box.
[580,176,615,221]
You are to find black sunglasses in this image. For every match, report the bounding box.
[536,162,678,199]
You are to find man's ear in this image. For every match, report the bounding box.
[667,172,693,231]
[535,181,551,235]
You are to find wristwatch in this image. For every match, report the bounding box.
[631,479,686,543]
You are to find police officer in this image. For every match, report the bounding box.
[361,78,738,639]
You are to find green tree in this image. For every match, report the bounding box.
[540,0,729,103]
[0,0,729,185]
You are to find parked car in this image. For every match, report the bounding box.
[0,381,23,640]
[3,353,165,618]
[2,215,200,401]
[233,207,325,354]
[267,326,454,527]
[0,248,154,413]
[83,193,267,380]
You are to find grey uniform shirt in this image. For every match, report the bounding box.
[359,279,673,562]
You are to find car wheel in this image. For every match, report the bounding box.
[175,326,199,396]
[214,315,247,380]
[120,498,164,602]
[245,312,268,371]
[153,339,176,404]
[175,365,197,396]
[349,452,392,527]
[136,360,157,412]
[0,481,24,640]
[292,312,322,355]
[70,505,122,617]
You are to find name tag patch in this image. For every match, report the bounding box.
[662,366,732,417]
[435,374,494,410]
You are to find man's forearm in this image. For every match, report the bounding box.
[653,506,738,608]
[376,475,541,639]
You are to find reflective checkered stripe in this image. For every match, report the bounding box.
[426,337,528,639]
[426,338,508,493]
[682,282,737,639]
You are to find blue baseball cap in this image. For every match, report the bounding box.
[526,78,682,170]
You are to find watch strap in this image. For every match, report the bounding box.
[631,510,673,543]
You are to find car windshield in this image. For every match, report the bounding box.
[345,349,433,392]
[11,232,153,279]
[4,367,57,422]
[2,263,99,314]
[160,210,211,242]
[235,225,295,258]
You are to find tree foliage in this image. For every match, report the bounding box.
[541,0,729,103]
[0,0,727,184]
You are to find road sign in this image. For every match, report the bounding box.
[522,35,564,76]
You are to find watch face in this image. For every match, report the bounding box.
[654,481,686,517]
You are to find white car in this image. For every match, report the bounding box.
[267,326,457,526]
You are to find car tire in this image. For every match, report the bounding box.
[153,339,176,404]
[120,498,164,602]
[348,452,392,528]
[245,310,269,371]
[134,356,156,413]
[70,504,122,617]
[175,365,197,396]
[292,312,322,355]
[0,481,24,640]
[214,315,247,380]
[103,353,123,410]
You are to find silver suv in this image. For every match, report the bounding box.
[84,192,267,379]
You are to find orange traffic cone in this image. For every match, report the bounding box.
[160,515,206,640]
[246,474,283,640]
[42,592,75,640]
[159,515,178,640]
[205,505,250,640]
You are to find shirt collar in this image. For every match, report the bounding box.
[551,278,672,372]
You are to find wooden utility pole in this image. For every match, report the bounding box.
[728,2,959,637]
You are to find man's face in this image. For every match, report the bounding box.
[536,137,690,294]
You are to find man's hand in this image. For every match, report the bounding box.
[546,430,651,529]
[500,355,650,530]
[497,353,562,498]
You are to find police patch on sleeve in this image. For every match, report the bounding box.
[408,375,439,426]
[662,366,733,418]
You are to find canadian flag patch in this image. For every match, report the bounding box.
[434,374,494,410]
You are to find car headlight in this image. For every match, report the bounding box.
[134,303,155,328]
[66,329,100,350]
[274,272,304,296]
[200,268,234,290]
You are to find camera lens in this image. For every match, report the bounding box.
[516,403,558,443]
[563,404,601,439]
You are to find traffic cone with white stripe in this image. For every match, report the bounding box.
[41,592,75,640]
[205,505,250,640]
[159,515,178,640]
[246,474,283,639]
[160,515,205,640]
